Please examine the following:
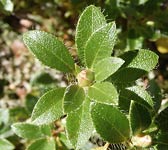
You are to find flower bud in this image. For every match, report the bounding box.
[131,134,152,148]
[77,69,95,87]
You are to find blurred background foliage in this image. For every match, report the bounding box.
[0,0,168,149]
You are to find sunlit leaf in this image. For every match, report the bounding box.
[31,88,65,125]
[64,85,85,113]
[91,103,130,143]
[23,31,75,73]
[85,22,116,69]
[75,5,106,63]
[66,98,93,149]
[88,82,118,105]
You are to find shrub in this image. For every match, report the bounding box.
[11,5,168,150]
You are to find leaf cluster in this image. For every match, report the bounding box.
[10,5,168,150]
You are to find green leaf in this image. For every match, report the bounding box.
[91,103,130,143]
[27,138,55,150]
[147,79,162,112]
[155,107,168,132]
[64,85,85,113]
[88,82,118,105]
[129,101,152,135]
[75,5,106,63]
[156,132,168,149]
[0,138,14,150]
[94,57,124,82]
[0,108,9,124]
[110,49,158,84]
[23,30,75,73]
[31,88,65,125]
[25,94,38,114]
[85,22,117,69]
[59,133,73,149]
[120,49,158,71]
[125,36,144,51]
[119,86,154,112]
[12,123,46,140]
[66,98,93,149]
[127,86,153,107]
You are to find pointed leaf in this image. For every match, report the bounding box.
[85,22,117,69]
[0,138,14,150]
[12,123,45,140]
[110,49,158,84]
[119,86,154,112]
[91,103,130,143]
[31,88,65,125]
[66,98,93,149]
[129,101,152,135]
[120,49,158,72]
[94,57,124,82]
[23,30,75,73]
[64,85,85,113]
[75,5,106,62]
[88,82,118,105]
[127,86,153,107]
[27,138,55,150]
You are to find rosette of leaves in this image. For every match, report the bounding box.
[12,5,162,150]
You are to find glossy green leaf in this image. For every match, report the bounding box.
[66,98,93,149]
[110,49,158,84]
[23,30,74,73]
[85,22,117,69]
[64,85,85,113]
[12,123,44,140]
[129,101,152,135]
[88,82,118,105]
[75,5,106,63]
[91,103,130,143]
[0,138,14,150]
[31,88,65,125]
[27,138,55,150]
[127,86,153,107]
[94,57,124,82]
[119,86,154,112]
[121,49,158,71]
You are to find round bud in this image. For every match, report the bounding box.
[131,134,152,148]
[76,69,95,87]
